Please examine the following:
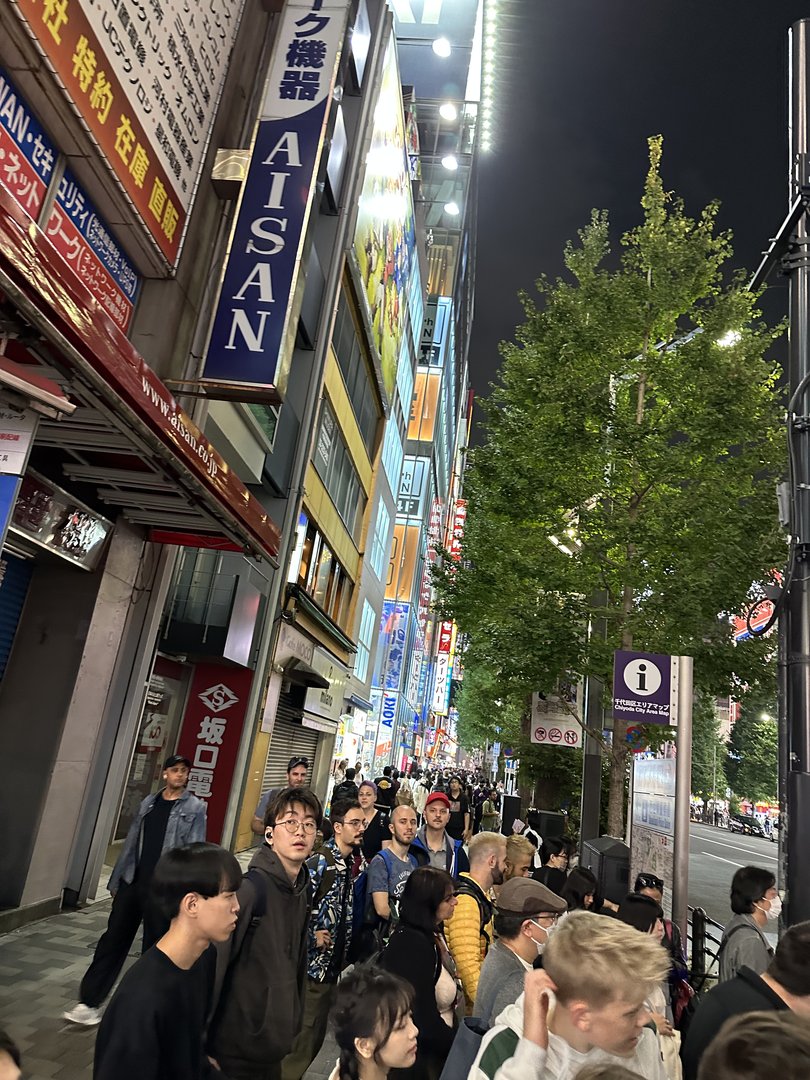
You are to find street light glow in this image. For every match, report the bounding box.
[444,201,460,216]
[441,154,459,171]
[432,37,452,57]
[439,102,458,121]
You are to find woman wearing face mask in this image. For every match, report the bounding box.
[327,967,418,1080]
[718,865,779,983]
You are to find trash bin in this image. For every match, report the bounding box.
[533,810,566,840]
[580,835,630,905]
[499,793,521,835]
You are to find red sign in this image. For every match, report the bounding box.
[447,499,467,561]
[0,127,48,218]
[437,620,454,655]
[0,185,281,560]
[13,0,184,264]
[176,663,254,844]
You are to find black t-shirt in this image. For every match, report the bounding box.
[447,793,470,839]
[137,794,174,884]
[532,865,568,896]
[361,808,390,859]
[374,776,397,810]
[94,945,217,1080]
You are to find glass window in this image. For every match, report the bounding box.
[332,287,381,455]
[381,416,404,491]
[354,599,376,683]
[369,500,391,580]
[313,400,366,540]
[312,543,334,608]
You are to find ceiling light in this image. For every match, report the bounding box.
[441,154,459,170]
[439,102,458,121]
[432,37,452,57]
[444,201,460,215]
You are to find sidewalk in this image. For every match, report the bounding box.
[0,850,255,1080]
[0,900,125,1080]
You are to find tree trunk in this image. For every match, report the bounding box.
[607,718,629,836]
[519,699,535,808]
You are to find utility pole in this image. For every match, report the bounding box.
[750,19,810,925]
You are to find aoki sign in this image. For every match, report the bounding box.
[202,0,350,397]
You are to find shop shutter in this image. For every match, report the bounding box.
[0,555,33,681]
[262,692,320,792]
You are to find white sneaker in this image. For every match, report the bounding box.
[63,1003,102,1026]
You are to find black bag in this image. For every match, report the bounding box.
[438,1018,514,1080]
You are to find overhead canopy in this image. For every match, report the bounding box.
[283,656,331,690]
[0,187,280,563]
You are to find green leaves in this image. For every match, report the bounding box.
[435,138,783,834]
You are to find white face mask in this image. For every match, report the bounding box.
[758,895,782,921]
[530,919,555,953]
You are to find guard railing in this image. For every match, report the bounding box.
[687,906,725,993]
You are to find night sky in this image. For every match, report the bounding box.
[470,0,810,435]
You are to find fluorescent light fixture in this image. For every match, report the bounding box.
[439,102,458,121]
[432,37,452,57]
[441,154,459,170]
[444,201,460,215]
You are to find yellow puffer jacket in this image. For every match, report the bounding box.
[445,872,493,1010]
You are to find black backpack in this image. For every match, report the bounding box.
[455,876,493,946]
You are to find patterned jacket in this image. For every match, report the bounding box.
[306,838,359,983]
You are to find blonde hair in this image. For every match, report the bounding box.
[543,910,670,1005]
[506,834,535,868]
[468,830,507,866]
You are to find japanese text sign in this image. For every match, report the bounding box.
[531,689,583,749]
[176,663,253,844]
[11,0,245,264]
[0,65,140,329]
[202,0,349,393]
[613,650,680,726]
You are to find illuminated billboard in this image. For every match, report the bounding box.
[353,37,416,403]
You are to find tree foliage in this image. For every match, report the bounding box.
[725,686,778,804]
[690,692,727,803]
[436,138,784,835]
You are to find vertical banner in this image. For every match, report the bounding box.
[202,0,350,395]
[176,663,254,843]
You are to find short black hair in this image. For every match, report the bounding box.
[0,1030,20,1068]
[383,765,392,776]
[730,866,776,915]
[264,786,323,829]
[493,909,532,940]
[330,797,360,823]
[540,836,566,864]
[562,867,598,912]
[345,767,356,781]
[616,892,662,934]
[399,866,454,934]
[768,921,810,996]
[151,842,242,921]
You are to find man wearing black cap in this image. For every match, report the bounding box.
[252,755,309,835]
[63,754,207,1026]
[474,877,567,1026]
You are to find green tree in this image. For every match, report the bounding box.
[725,687,778,804]
[690,691,727,811]
[435,138,783,836]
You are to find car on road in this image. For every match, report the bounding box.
[728,813,767,837]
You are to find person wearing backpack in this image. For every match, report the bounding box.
[208,787,320,1080]
[368,805,420,923]
[281,798,366,1080]
[718,866,778,983]
[445,831,507,1011]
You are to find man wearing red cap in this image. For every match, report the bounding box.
[411,791,469,876]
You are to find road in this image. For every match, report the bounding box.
[688,821,779,925]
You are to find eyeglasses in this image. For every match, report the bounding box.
[339,818,366,829]
[274,818,318,834]
[637,875,664,891]
[531,914,559,927]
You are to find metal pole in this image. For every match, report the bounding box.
[785,20,810,925]
[673,655,693,943]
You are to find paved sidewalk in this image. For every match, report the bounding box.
[0,899,131,1080]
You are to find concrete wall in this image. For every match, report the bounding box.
[0,522,144,910]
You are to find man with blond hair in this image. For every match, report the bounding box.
[504,834,537,880]
[446,830,507,1010]
[469,911,669,1079]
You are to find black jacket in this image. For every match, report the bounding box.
[380,923,456,1080]
[681,966,789,1080]
[208,844,311,1069]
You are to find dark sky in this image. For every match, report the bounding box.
[470,0,810,432]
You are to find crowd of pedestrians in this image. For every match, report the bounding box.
[2,759,808,1080]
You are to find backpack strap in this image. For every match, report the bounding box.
[309,846,338,910]
[454,876,493,944]
[243,867,268,921]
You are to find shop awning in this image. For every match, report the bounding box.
[0,355,74,418]
[0,188,280,563]
[283,656,331,690]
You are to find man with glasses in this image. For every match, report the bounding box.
[281,798,366,1079]
[209,786,321,1080]
[474,877,567,1026]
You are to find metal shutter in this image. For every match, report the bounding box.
[0,554,33,681]
[262,692,320,791]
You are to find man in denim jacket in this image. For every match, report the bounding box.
[63,754,207,1026]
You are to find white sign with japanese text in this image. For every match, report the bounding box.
[0,406,37,475]
[81,0,246,209]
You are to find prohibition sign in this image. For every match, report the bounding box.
[564,730,578,745]
[534,727,547,741]
[549,727,562,742]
